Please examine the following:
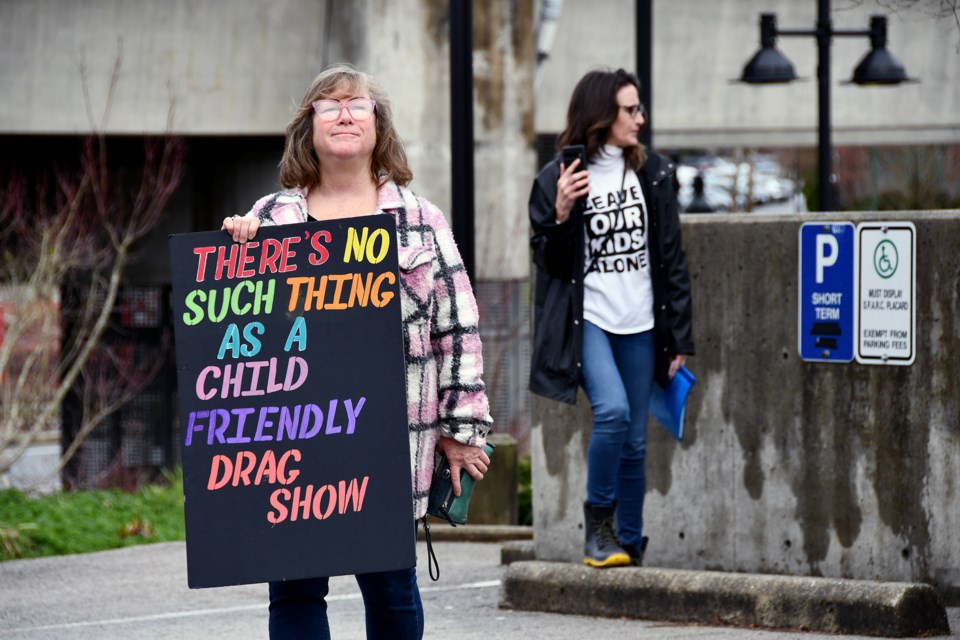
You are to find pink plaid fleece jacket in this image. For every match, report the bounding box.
[244,181,493,519]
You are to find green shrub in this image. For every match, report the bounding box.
[517,454,532,526]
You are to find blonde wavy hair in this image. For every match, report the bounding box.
[279,65,412,189]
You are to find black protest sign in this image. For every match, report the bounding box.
[168,216,413,588]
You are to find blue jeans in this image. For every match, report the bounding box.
[581,321,655,547]
[268,565,423,639]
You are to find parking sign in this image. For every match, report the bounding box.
[798,222,855,362]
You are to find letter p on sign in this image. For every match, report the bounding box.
[816,235,839,283]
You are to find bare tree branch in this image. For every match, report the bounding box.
[838,0,960,49]
[0,48,185,483]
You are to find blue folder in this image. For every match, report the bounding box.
[648,366,696,442]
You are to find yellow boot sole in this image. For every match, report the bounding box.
[583,552,631,568]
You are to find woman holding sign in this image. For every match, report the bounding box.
[528,69,694,569]
[223,65,493,640]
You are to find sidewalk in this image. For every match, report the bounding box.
[1,538,956,639]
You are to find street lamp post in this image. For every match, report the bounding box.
[450,0,476,282]
[740,0,914,211]
[636,0,653,148]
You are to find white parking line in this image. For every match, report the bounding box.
[3,580,502,633]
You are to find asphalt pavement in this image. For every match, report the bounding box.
[1,540,957,639]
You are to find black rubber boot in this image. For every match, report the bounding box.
[622,536,649,566]
[583,502,631,568]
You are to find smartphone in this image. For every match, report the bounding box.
[561,144,587,171]
[560,145,588,218]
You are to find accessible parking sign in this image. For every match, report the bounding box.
[855,222,916,365]
[798,222,855,362]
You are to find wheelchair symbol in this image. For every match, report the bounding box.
[873,240,897,279]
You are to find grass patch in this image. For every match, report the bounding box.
[0,468,185,562]
[1,460,534,560]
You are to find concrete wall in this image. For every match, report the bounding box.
[531,210,960,598]
[0,0,327,134]
[0,0,535,280]
[536,0,960,147]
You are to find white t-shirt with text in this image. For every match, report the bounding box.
[582,145,655,334]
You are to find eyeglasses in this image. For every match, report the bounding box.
[619,103,645,118]
[312,98,377,121]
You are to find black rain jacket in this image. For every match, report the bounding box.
[528,151,695,405]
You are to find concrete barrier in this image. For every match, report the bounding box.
[531,211,960,600]
[417,524,532,543]
[499,561,951,638]
[469,432,519,525]
[0,438,61,495]
[501,540,536,565]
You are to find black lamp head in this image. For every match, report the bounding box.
[740,14,798,84]
[849,16,916,85]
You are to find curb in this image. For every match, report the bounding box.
[417,523,533,543]
[498,561,951,638]
[501,540,536,565]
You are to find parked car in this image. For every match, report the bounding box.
[676,153,798,212]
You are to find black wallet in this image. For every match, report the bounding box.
[426,442,495,526]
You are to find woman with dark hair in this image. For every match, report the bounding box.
[224,64,493,639]
[528,68,694,568]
